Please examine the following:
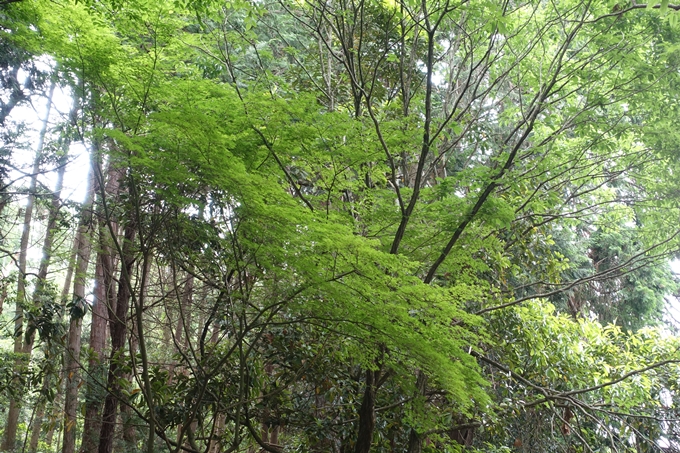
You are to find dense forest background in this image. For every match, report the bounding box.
[3,0,680,452]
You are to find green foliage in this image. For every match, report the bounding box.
[4,0,680,452]
[25,282,64,343]
[0,0,49,124]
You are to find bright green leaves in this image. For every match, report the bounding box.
[40,1,121,81]
[490,298,680,414]
[35,0,680,451]
[109,65,492,415]
[289,227,488,402]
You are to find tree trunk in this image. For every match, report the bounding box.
[62,157,96,453]
[1,81,55,452]
[24,143,68,352]
[27,374,50,453]
[80,160,121,453]
[133,252,159,453]
[208,414,226,453]
[168,273,193,382]
[122,300,141,451]
[41,243,80,451]
[25,135,69,453]
[98,221,136,453]
[169,266,196,451]
[406,371,428,453]
[28,408,44,453]
[354,370,377,453]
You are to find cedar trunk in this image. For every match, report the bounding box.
[62,158,96,453]
[80,161,121,453]
[1,82,55,452]
[354,370,377,453]
[27,151,69,452]
[98,222,136,453]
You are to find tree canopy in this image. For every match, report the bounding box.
[2,1,680,453]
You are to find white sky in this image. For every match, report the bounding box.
[6,74,91,204]
[1,72,92,293]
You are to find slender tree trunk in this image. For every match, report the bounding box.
[41,243,80,451]
[135,250,159,453]
[81,161,121,453]
[62,256,87,453]
[122,302,140,451]
[62,156,96,453]
[208,414,226,453]
[168,273,193,381]
[44,416,58,448]
[171,273,194,452]
[26,92,78,452]
[25,141,69,453]
[24,145,68,352]
[259,362,281,452]
[78,253,112,453]
[354,370,377,453]
[27,375,49,453]
[98,221,136,453]
[1,81,55,452]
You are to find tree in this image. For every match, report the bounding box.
[1,79,55,452]
[3,1,680,452]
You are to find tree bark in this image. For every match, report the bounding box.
[28,375,50,453]
[27,151,68,453]
[80,160,121,453]
[24,142,68,352]
[354,370,377,453]
[62,156,96,453]
[41,241,81,451]
[122,288,141,451]
[1,81,55,452]
[98,221,136,453]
